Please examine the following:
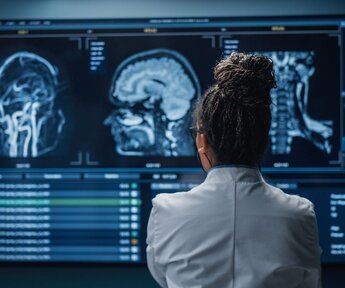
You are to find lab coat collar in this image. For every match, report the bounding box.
[206,164,264,183]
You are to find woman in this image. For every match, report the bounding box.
[146,52,322,288]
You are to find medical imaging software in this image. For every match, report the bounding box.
[0,52,65,158]
[104,48,200,157]
[0,16,344,264]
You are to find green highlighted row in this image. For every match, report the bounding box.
[0,198,141,206]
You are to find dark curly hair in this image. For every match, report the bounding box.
[194,52,276,166]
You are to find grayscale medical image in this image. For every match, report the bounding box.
[104,49,200,157]
[0,52,65,157]
[263,51,333,155]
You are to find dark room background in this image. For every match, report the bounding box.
[0,0,345,287]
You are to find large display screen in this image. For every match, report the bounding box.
[0,16,344,264]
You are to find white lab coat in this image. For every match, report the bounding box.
[146,166,322,288]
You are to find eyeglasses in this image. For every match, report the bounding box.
[189,126,202,139]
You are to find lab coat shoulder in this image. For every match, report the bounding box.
[263,182,315,219]
[150,183,211,257]
[262,183,321,266]
[152,181,209,216]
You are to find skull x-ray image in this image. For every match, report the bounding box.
[262,51,333,155]
[104,49,200,157]
[0,52,65,158]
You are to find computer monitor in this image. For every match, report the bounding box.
[0,16,344,264]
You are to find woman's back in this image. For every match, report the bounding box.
[147,166,321,288]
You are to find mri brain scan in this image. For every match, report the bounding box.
[0,52,65,158]
[104,49,200,157]
[263,51,333,155]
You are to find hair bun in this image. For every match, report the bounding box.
[214,52,276,106]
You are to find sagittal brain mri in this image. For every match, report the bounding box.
[0,52,65,158]
[104,49,200,157]
[264,51,333,155]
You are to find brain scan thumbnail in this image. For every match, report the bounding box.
[0,52,65,158]
[262,51,333,155]
[104,49,200,157]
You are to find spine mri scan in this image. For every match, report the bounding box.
[104,49,200,157]
[0,52,65,158]
[264,51,333,155]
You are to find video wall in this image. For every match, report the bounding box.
[0,16,344,263]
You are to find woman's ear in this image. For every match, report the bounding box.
[196,133,209,154]
[196,133,214,171]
